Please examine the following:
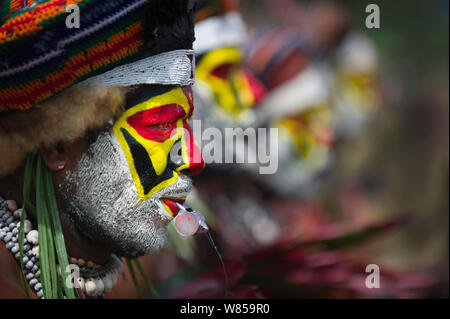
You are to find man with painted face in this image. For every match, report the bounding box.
[190,24,334,256]
[245,26,334,197]
[191,0,266,168]
[264,0,382,138]
[0,0,203,299]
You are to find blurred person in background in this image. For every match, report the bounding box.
[126,0,446,299]
[261,0,383,138]
[191,0,266,169]
[244,27,335,197]
[168,0,440,298]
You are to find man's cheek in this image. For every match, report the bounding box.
[145,139,174,175]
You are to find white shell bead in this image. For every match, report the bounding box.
[26,230,38,245]
[77,258,85,267]
[69,257,78,264]
[95,278,104,295]
[16,220,32,233]
[111,273,118,286]
[31,245,39,257]
[87,261,95,268]
[5,200,17,212]
[85,279,97,296]
[103,274,113,293]
[13,208,24,219]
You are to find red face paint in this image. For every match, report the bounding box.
[181,86,195,118]
[182,120,205,176]
[161,198,185,217]
[127,104,186,142]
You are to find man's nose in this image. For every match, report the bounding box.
[170,124,205,176]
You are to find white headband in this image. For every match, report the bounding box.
[193,12,246,55]
[256,65,331,124]
[77,49,195,87]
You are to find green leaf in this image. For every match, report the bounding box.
[132,259,160,299]
[35,155,52,298]
[42,160,76,299]
[18,153,36,299]
[126,259,141,298]
[155,263,205,298]
[206,232,230,298]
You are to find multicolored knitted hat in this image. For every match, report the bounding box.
[0,0,197,175]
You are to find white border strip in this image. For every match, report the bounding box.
[77,49,195,87]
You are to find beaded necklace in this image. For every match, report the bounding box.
[0,195,123,299]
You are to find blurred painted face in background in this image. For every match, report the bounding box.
[195,46,266,124]
[270,104,335,196]
[245,32,336,196]
[274,105,334,170]
[60,85,205,258]
[331,32,382,137]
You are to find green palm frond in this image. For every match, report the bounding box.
[19,153,78,299]
[125,259,142,298]
[133,259,160,299]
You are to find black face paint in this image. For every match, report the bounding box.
[125,85,177,110]
[121,128,174,195]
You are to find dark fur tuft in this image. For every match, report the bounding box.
[143,0,197,55]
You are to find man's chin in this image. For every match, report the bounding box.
[68,212,171,260]
[107,229,170,259]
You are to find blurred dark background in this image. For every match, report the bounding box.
[240,0,449,295]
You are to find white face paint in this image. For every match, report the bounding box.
[59,129,192,258]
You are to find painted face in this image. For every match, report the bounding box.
[196,47,266,123]
[331,71,381,137]
[113,86,204,215]
[337,71,380,111]
[273,104,335,171]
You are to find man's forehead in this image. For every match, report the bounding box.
[117,85,194,123]
[124,85,178,110]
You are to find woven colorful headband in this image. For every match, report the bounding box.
[0,0,159,112]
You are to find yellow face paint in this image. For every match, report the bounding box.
[336,71,381,112]
[274,104,335,168]
[113,86,203,202]
[196,47,266,123]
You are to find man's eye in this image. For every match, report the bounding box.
[149,122,170,130]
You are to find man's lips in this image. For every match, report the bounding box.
[161,198,186,217]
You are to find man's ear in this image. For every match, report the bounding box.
[40,143,67,171]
